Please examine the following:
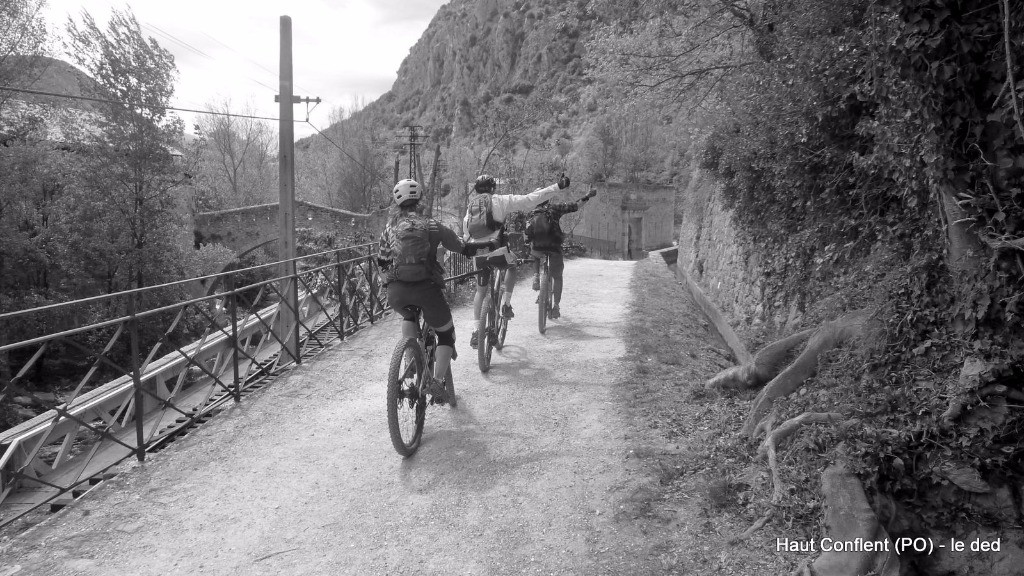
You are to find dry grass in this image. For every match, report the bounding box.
[612,258,809,574]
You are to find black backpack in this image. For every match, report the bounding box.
[391,216,434,282]
[528,207,562,249]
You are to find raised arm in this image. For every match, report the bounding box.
[501,174,571,213]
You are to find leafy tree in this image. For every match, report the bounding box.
[0,0,50,112]
[63,8,191,292]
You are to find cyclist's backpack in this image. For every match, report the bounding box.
[529,207,562,249]
[466,194,500,238]
[391,216,434,282]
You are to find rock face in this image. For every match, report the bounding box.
[360,0,591,133]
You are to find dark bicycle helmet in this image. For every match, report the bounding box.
[474,174,496,193]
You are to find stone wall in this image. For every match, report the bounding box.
[676,170,796,333]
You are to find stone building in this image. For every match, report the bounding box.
[567,182,676,260]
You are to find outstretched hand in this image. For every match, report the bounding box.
[584,189,597,201]
[557,173,571,189]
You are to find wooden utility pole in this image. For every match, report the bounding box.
[426,143,441,217]
[277,15,299,363]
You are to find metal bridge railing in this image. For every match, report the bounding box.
[0,243,388,527]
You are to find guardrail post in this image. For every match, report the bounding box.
[335,251,345,341]
[127,294,146,462]
[367,245,377,323]
[291,266,301,365]
[227,273,241,401]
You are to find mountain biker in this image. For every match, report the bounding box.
[377,179,491,403]
[463,173,571,348]
[525,189,597,319]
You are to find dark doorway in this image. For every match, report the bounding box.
[626,217,643,260]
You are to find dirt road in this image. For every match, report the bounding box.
[0,259,661,576]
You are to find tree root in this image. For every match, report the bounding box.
[706,328,815,391]
[734,411,859,547]
[727,512,772,545]
[942,383,1024,425]
[729,406,785,545]
[741,310,872,439]
[793,461,900,576]
[756,412,845,460]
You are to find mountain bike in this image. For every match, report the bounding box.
[536,251,554,334]
[475,248,515,373]
[386,307,455,457]
[530,189,597,334]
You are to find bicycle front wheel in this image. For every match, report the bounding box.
[387,338,426,457]
[478,293,494,373]
[538,266,550,334]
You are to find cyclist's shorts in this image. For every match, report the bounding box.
[474,246,517,287]
[387,280,452,328]
[530,249,565,278]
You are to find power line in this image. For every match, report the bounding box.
[141,24,281,94]
[0,85,282,122]
[141,23,213,60]
[198,30,313,96]
[305,119,378,178]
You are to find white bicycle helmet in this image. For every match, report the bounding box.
[392,179,421,206]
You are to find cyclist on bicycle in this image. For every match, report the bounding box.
[463,173,571,348]
[525,188,597,319]
[377,179,490,403]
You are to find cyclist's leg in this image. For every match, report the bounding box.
[550,251,566,305]
[431,320,456,380]
[387,283,421,338]
[502,265,516,306]
[473,266,490,320]
[530,249,542,288]
[418,284,456,381]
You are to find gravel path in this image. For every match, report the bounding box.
[0,259,650,576]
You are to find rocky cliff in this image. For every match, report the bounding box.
[359,0,593,140]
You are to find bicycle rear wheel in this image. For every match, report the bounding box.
[538,265,550,334]
[495,284,509,350]
[386,338,426,457]
[477,293,494,373]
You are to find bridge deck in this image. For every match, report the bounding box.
[0,259,646,575]
[0,310,344,523]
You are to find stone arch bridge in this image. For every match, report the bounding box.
[193,200,385,257]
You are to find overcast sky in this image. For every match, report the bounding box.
[43,0,451,139]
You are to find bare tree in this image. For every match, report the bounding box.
[297,101,391,214]
[587,0,763,107]
[196,99,277,209]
